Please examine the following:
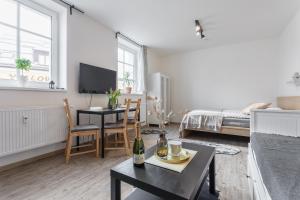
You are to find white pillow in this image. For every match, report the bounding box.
[242,103,272,115]
[266,107,282,111]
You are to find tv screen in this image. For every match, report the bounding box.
[79,63,116,94]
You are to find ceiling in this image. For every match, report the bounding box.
[66,0,300,55]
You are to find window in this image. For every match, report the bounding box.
[0,0,58,87]
[117,45,137,91]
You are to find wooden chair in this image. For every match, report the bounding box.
[117,98,142,147]
[63,98,100,164]
[122,98,141,129]
[104,99,131,156]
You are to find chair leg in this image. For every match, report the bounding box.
[66,134,72,164]
[105,132,108,147]
[114,133,118,147]
[124,129,130,156]
[126,130,131,149]
[118,133,123,141]
[65,134,69,156]
[96,131,99,158]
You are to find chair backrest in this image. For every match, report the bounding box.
[63,98,74,130]
[123,99,131,128]
[125,98,141,123]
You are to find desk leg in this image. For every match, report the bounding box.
[101,114,105,158]
[76,111,80,151]
[209,156,216,194]
[111,176,121,200]
[116,113,119,121]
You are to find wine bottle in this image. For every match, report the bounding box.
[133,122,145,167]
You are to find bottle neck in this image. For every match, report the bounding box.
[135,122,141,139]
[136,133,141,140]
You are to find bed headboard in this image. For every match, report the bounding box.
[277,96,300,110]
[251,109,300,137]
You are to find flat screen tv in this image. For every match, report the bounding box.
[79,63,116,94]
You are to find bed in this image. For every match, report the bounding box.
[247,97,300,200]
[180,109,250,138]
[249,132,300,200]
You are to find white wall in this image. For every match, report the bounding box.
[278,8,300,96]
[147,48,162,74]
[160,39,279,122]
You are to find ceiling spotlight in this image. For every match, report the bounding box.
[195,20,201,32]
[200,32,205,39]
[195,20,205,39]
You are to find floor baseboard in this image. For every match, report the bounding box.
[0,149,64,173]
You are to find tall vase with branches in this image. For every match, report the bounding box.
[151,97,174,129]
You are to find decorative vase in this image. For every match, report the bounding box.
[156,133,168,158]
[125,87,132,94]
[18,75,28,87]
[108,99,118,109]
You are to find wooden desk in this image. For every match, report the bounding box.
[77,107,138,158]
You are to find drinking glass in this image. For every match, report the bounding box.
[168,140,182,157]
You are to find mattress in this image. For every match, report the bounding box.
[251,132,300,200]
[222,117,250,128]
[222,110,250,119]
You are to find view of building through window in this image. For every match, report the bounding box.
[0,0,52,83]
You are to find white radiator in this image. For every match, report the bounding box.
[0,106,67,157]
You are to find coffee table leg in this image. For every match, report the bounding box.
[209,156,216,194]
[111,176,121,200]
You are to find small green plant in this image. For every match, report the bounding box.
[123,72,134,87]
[106,88,121,109]
[15,58,31,76]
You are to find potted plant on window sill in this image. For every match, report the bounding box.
[106,88,121,109]
[15,58,31,87]
[123,72,134,94]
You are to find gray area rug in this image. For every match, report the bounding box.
[141,127,240,155]
[181,138,241,155]
[142,128,168,135]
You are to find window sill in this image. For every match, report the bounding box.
[0,86,67,93]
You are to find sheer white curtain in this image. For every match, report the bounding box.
[136,46,147,93]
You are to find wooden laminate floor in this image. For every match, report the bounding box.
[0,125,250,200]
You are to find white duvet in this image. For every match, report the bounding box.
[179,109,249,133]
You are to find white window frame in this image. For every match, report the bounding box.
[117,43,138,92]
[0,0,59,89]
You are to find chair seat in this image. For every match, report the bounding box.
[104,122,125,129]
[71,125,99,132]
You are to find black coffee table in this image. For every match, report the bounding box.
[110,142,218,200]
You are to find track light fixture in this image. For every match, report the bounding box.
[195,20,205,39]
